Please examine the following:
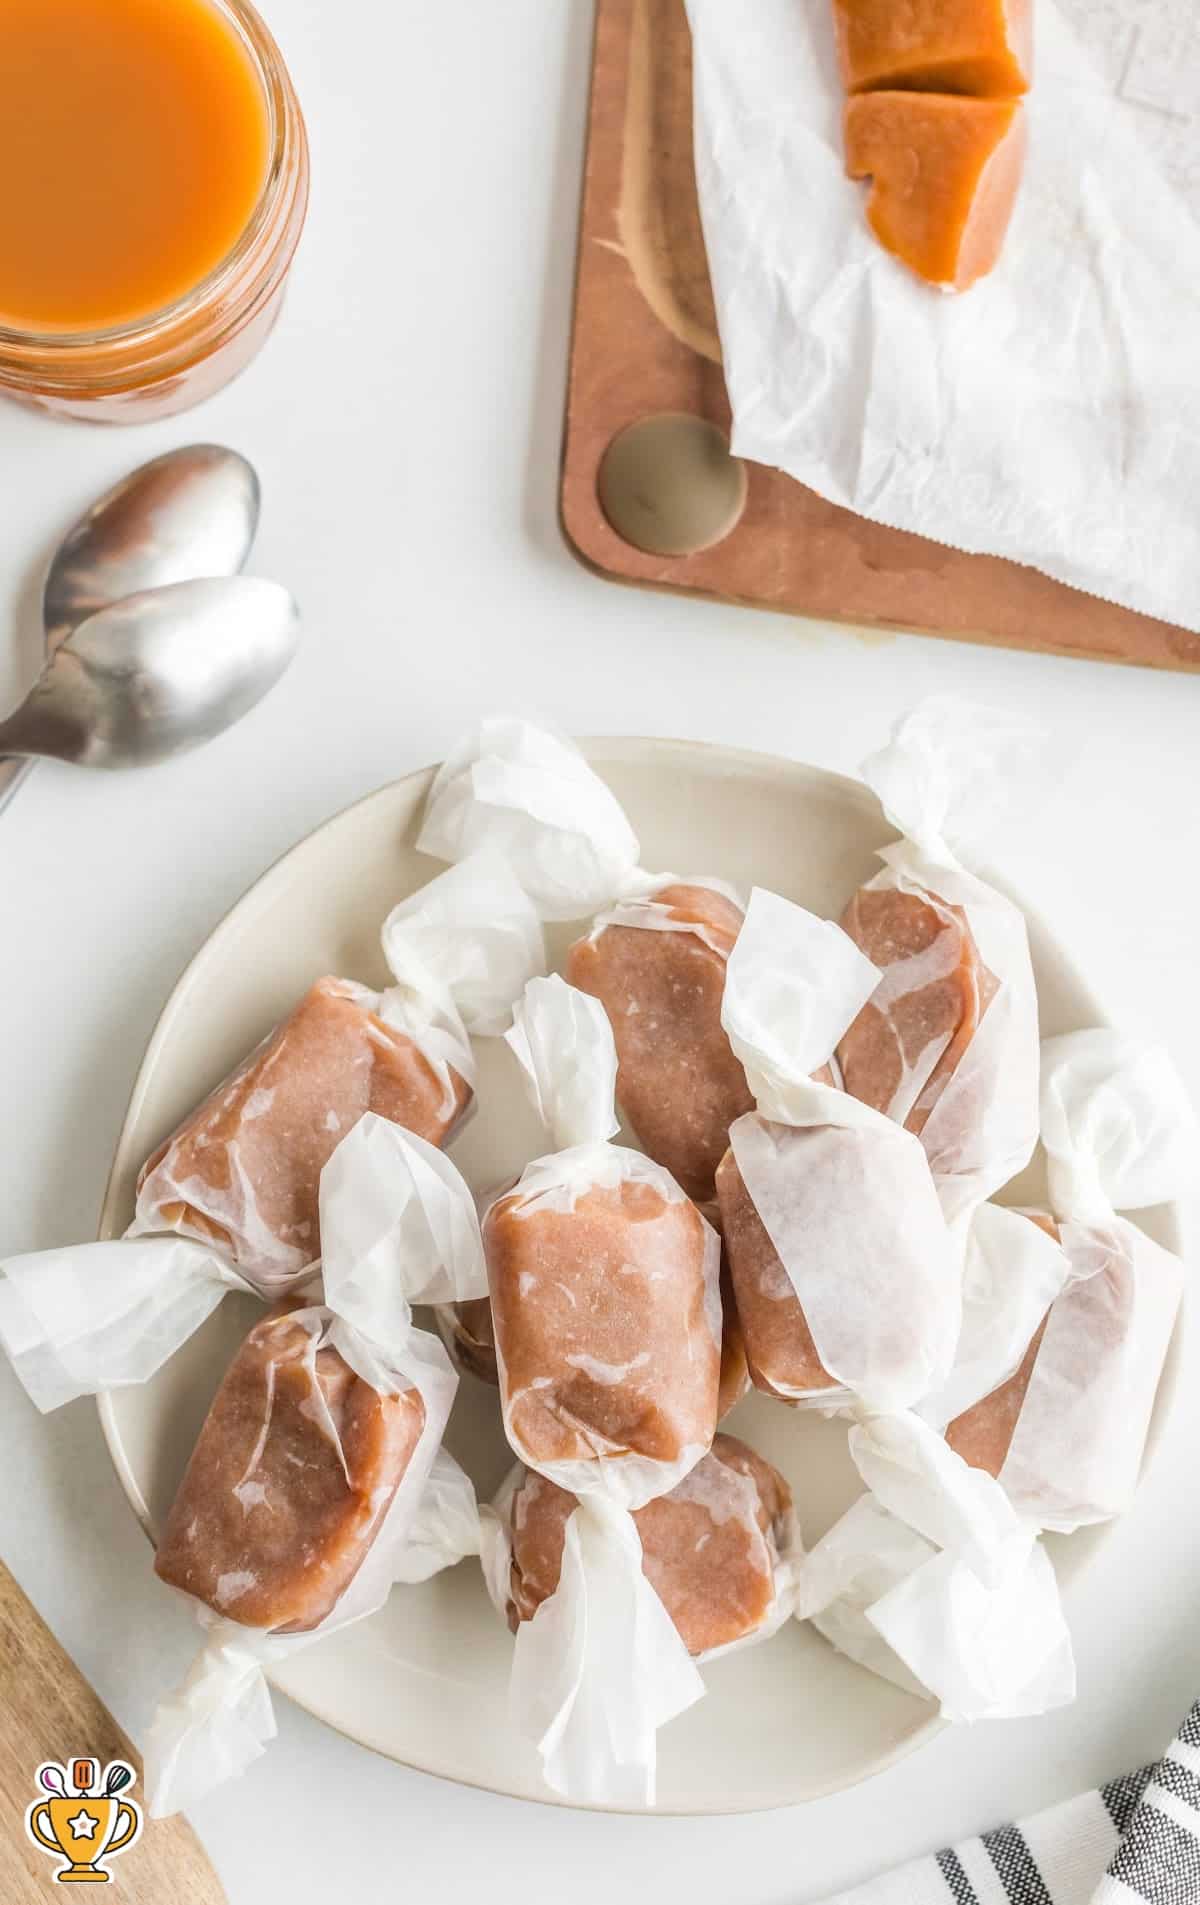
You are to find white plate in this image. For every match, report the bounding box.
[97,738,1181,1814]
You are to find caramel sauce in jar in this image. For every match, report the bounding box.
[0,0,308,421]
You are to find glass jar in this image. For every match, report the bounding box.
[0,0,309,425]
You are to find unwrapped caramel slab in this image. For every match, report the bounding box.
[844,93,1026,291]
[833,0,1031,99]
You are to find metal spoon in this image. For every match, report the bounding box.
[0,577,300,773]
[42,444,261,650]
[1,445,261,810]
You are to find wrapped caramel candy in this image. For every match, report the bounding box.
[419,716,643,922]
[921,1201,1069,1439]
[420,718,752,1203]
[566,883,753,1201]
[133,852,542,1281]
[935,1033,1194,1529]
[837,887,996,1138]
[802,1031,1194,1716]
[486,976,720,1478]
[796,1497,934,1701]
[716,1256,752,1420]
[944,1278,1051,1479]
[799,1408,1074,1721]
[715,888,959,1413]
[439,1200,749,1417]
[135,975,472,1280]
[436,1293,499,1386]
[155,1300,428,1635]
[835,701,1041,1227]
[141,1115,487,1816]
[0,854,542,1411]
[486,1434,798,1659]
[480,973,723,1804]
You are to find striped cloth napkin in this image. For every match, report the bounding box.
[823,1705,1200,1905]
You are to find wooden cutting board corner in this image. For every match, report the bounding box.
[562,0,1200,672]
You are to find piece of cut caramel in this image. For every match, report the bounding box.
[832,0,1031,99]
[845,93,1026,291]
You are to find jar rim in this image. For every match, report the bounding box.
[0,0,297,353]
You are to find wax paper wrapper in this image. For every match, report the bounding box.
[419,716,741,924]
[481,1443,799,1697]
[720,887,959,1413]
[0,853,542,1409]
[434,1292,499,1387]
[143,1115,486,1815]
[799,1412,1075,1721]
[797,1497,934,1701]
[686,0,1200,632]
[132,849,543,1279]
[0,1237,254,1415]
[837,700,1041,1228]
[921,1201,1074,1432]
[984,1031,1194,1531]
[480,975,723,1803]
[423,717,757,1206]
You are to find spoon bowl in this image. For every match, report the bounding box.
[0,444,265,812]
[0,577,300,772]
[42,444,260,651]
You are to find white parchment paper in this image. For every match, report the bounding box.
[686,0,1200,630]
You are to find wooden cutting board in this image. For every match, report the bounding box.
[0,1560,226,1902]
[561,0,1200,671]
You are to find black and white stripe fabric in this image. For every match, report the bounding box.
[1095,1706,1200,1905]
[821,1705,1200,1905]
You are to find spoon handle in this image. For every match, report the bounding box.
[0,756,35,817]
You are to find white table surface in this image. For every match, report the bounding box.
[2,3,1198,1899]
